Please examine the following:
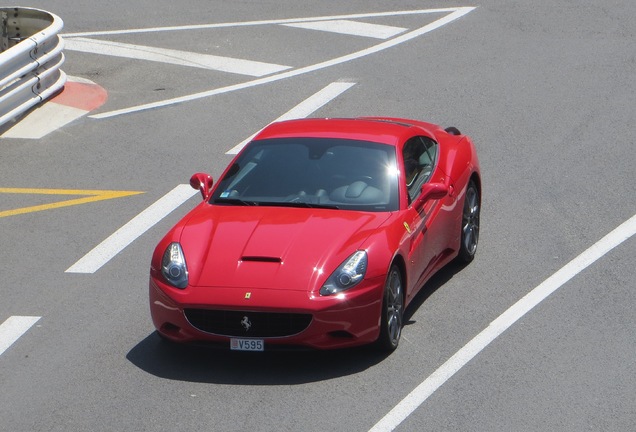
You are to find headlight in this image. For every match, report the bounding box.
[320,251,367,296]
[161,242,188,289]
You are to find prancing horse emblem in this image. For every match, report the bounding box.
[241,316,252,332]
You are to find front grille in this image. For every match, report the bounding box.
[184,308,312,338]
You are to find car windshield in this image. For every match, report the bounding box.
[211,137,399,212]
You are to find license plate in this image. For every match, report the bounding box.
[230,338,264,351]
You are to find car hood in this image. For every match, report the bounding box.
[178,205,390,291]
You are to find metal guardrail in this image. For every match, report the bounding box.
[0,7,65,128]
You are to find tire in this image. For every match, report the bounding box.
[458,180,480,263]
[376,265,404,352]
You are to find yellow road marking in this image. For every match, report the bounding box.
[0,188,144,218]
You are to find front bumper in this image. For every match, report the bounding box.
[149,275,384,350]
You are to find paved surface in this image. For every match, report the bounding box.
[1,1,635,431]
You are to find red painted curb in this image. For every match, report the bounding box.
[50,80,108,112]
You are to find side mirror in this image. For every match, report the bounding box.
[414,182,448,208]
[189,173,214,200]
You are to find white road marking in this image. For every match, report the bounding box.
[67,83,351,272]
[369,213,636,432]
[65,185,197,274]
[2,104,87,139]
[64,37,290,77]
[62,8,473,38]
[282,20,407,39]
[226,81,356,154]
[0,316,41,357]
[89,7,475,120]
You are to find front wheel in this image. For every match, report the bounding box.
[376,265,404,352]
[458,180,480,263]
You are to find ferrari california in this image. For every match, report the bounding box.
[149,117,481,352]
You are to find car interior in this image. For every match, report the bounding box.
[213,138,400,211]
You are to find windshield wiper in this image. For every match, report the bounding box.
[265,201,340,210]
[213,198,339,209]
[212,197,258,206]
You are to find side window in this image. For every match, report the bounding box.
[402,136,438,203]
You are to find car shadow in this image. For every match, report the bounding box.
[403,259,469,325]
[127,260,468,385]
[126,333,389,385]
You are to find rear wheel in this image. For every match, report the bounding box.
[458,180,480,263]
[376,265,404,352]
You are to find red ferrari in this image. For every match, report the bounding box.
[149,117,480,352]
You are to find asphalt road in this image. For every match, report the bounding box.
[1,1,635,431]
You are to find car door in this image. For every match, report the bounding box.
[401,136,456,295]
